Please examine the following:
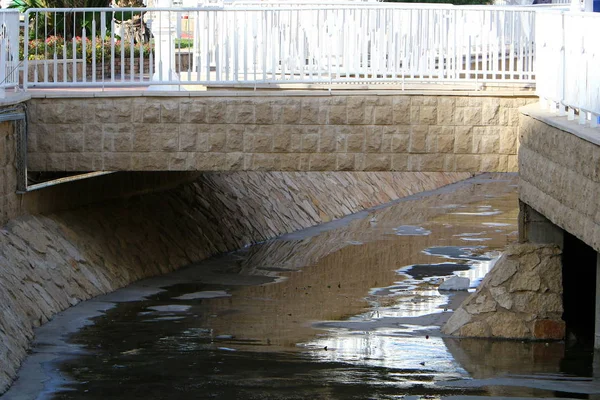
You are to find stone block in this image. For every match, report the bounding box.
[454,126,473,153]
[389,154,407,171]
[365,127,383,153]
[152,129,179,152]
[482,103,500,125]
[84,124,104,152]
[419,106,438,125]
[255,102,273,124]
[455,154,481,171]
[251,154,278,170]
[474,135,499,154]
[481,154,500,171]
[533,319,565,340]
[282,104,301,124]
[319,133,337,153]
[160,101,180,123]
[437,97,456,125]
[301,134,319,152]
[236,105,255,124]
[392,97,411,124]
[329,105,347,125]
[226,127,244,152]
[347,134,365,152]
[180,101,207,123]
[279,154,302,171]
[409,126,428,153]
[420,154,444,172]
[195,153,226,171]
[207,101,227,124]
[143,101,161,123]
[374,106,393,125]
[391,134,409,153]
[103,153,132,170]
[179,125,197,151]
[225,152,244,170]
[499,127,517,154]
[336,154,354,170]
[309,154,337,171]
[363,154,391,171]
[299,101,320,125]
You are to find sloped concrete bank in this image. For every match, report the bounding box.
[0,170,470,394]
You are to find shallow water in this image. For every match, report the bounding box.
[5,174,599,400]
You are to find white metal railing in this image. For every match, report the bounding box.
[21,4,538,89]
[0,11,21,96]
[536,10,600,127]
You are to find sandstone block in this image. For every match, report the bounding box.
[309,154,337,171]
[409,126,428,153]
[336,154,355,171]
[363,154,391,171]
[455,154,481,172]
[301,134,319,153]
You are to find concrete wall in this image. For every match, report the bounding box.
[26,93,536,173]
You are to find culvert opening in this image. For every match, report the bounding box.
[562,231,597,347]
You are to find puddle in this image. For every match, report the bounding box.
[3,174,594,400]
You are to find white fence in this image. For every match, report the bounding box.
[21,4,537,89]
[0,11,21,95]
[536,10,600,126]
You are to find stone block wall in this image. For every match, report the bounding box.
[0,121,18,225]
[26,93,536,172]
[519,105,600,253]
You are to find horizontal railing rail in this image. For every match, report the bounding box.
[536,10,600,126]
[19,4,538,90]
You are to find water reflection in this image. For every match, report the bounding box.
[8,174,594,400]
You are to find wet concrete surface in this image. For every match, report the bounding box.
[3,173,598,399]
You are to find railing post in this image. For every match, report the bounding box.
[147,0,181,89]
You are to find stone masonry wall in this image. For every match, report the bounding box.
[442,243,564,340]
[0,170,469,394]
[519,106,600,252]
[26,93,536,173]
[0,121,18,225]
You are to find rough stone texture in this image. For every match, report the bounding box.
[0,170,470,394]
[26,94,536,173]
[442,243,564,340]
[0,121,17,225]
[519,108,600,253]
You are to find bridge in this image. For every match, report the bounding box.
[1,0,600,372]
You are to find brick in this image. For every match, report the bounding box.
[481,154,500,171]
[274,133,291,152]
[195,153,226,171]
[499,127,518,154]
[225,152,244,170]
[143,102,161,123]
[347,134,365,152]
[300,100,320,125]
[208,129,227,152]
